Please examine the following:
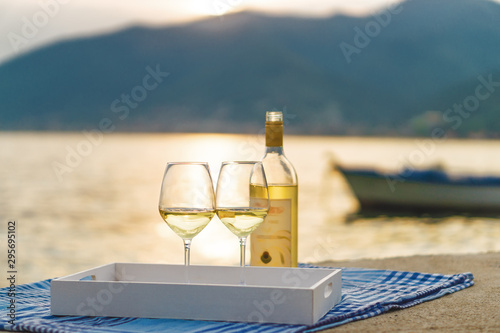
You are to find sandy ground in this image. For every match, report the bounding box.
[1,252,498,332]
[320,252,500,332]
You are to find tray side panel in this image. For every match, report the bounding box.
[312,269,342,323]
[120,283,313,324]
[51,280,130,316]
[52,281,315,324]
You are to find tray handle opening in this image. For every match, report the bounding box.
[324,282,333,298]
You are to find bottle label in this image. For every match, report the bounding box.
[250,198,292,266]
[265,122,283,147]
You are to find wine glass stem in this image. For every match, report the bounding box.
[183,239,192,266]
[239,237,247,267]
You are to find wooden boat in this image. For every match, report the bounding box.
[336,166,500,213]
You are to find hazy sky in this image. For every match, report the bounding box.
[2,0,499,64]
[0,0,404,63]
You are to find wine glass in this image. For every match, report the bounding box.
[215,161,270,267]
[158,162,215,266]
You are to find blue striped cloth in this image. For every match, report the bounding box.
[0,265,474,332]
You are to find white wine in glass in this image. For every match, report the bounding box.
[159,208,215,240]
[216,162,270,267]
[216,208,268,238]
[158,162,215,266]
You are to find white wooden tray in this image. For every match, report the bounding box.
[51,263,342,325]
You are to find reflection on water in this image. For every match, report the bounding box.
[0,132,499,285]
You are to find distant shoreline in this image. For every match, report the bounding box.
[1,129,500,141]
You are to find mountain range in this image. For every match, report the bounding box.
[1,0,500,136]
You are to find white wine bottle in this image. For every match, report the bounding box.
[250,111,298,267]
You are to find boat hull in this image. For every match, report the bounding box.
[340,169,500,213]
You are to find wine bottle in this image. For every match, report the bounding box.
[250,111,298,267]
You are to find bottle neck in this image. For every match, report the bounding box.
[265,146,284,155]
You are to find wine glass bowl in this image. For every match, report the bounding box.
[215,161,270,266]
[158,162,215,266]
